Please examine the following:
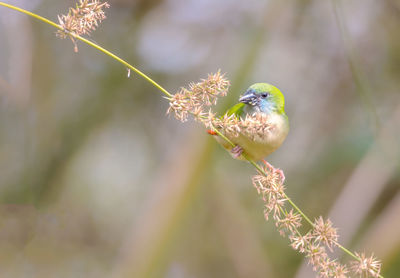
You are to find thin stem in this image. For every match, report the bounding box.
[0,2,61,29]
[336,242,359,261]
[69,35,173,98]
[331,0,380,134]
[0,2,173,99]
[285,195,313,226]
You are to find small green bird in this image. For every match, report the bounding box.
[210,83,289,162]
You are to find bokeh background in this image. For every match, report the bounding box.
[0,0,399,277]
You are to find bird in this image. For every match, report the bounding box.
[208,83,289,163]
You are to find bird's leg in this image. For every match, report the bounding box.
[231,145,243,159]
[262,159,285,184]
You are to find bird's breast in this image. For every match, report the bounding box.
[230,112,289,161]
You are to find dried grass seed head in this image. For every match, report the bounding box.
[216,114,241,137]
[306,245,329,271]
[57,0,110,45]
[240,113,273,141]
[331,263,349,278]
[166,71,230,123]
[317,258,345,278]
[275,209,302,235]
[263,195,287,221]
[289,232,313,253]
[252,173,286,202]
[312,216,339,252]
[189,71,229,106]
[167,90,191,122]
[350,252,382,278]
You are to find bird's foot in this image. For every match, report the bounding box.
[207,129,217,135]
[231,145,243,159]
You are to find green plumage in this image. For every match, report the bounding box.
[226,102,246,117]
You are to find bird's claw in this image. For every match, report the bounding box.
[231,145,243,159]
[207,129,218,135]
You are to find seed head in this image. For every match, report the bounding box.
[56,0,110,51]
[350,252,381,278]
[167,90,191,122]
[289,232,313,253]
[312,217,339,252]
[189,71,229,106]
[166,71,230,123]
[240,113,273,142]
[263,195,287,221]
[215,114,241,137]
[331,263,349,278]
[252,162,287,221]
[276,209,302,235]
[306,245,328,271]
[318,258,347,278]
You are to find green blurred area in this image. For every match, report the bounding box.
[0,0,399,277]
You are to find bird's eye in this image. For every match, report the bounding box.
[261,93,269,98]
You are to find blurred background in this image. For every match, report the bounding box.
[0,0,399,277]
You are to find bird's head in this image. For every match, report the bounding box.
[239,83,285,114]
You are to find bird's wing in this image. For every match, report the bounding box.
[226,103,246,118]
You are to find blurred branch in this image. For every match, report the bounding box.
[3,67,129,205]
[111,133,216,278]
[221,2,283,112]
[212,180,275,278]
[359,192,400,261]
[296,105,400,278]
[329,106,400,250]
[0,75,14,98]
[384,0,400,18]
[331,0,381,134]
[1,12,33,106]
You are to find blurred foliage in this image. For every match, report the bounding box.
[0,0,399,277]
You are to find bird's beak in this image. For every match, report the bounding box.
[239,92,257,104]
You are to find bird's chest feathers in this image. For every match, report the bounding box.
[244,113,288,145]
[230,112,289,160]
